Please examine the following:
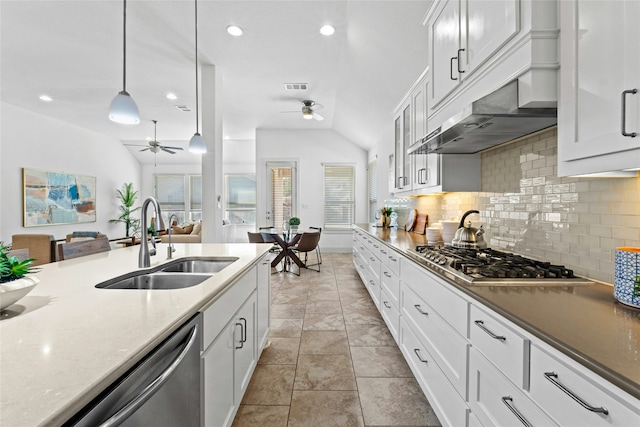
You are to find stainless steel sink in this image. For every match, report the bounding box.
[96,272,212,290]
[95,256,238,290]
[160,257,238,274]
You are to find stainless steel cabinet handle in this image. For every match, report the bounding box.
[383,301,391,309]
[380,250,387,255]
[414,348,428,363]
[369,280,376,286]
[414,304,429,316]
[621,89,638,137]
[389,257,397,262]
[99,324,199,427]
[417,168,427,185]
[239,317,247,344]
[370,257,376,262]
[457,48,465,73]
[501,396,533,427]
[383,271,392,278]
[474,320,506,341]
[373,244,379,248]
[544,372,609,415]
[235,321,245,349]
[450,56,458,81]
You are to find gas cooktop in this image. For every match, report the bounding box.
[405,245,593,286]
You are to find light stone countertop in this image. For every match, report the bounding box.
[355,224,640,401]
[0,242,272,427]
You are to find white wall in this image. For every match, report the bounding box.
[367,120,395,211]
[0,103,141,242]
[256,129,368,252]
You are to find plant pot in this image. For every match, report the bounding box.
[614,248,640,308]
[382,215,390,228]
[0,276,39,311]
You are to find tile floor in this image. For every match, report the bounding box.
[232,253,442,427]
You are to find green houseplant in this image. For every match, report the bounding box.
[0,242,39,311]
[109,183,141,237]
[288,217,301,227]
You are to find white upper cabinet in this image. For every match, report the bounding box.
[424,0,558,133]
[558,0,640,176]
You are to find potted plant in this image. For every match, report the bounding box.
[289,217,301,232]
[109,183,141,238]
[381,206,393,228]
[0,243,39,311]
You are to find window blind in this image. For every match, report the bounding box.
[368,160,377,222]
[323,164,355,230]
[271,168,293,227]
[189,175,202,210]
[155,175,185,211]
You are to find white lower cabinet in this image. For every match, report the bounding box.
[201,258,269,427]
[400,318,470,427]
[469,347,558,427]
[529,344,640,427]
[380,287,400,342]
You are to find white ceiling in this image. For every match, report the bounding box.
[1,0,430,165]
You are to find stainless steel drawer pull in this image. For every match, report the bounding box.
[414,349,428,363]
[543,372,609,415]
[414,304,428,316]
[370,257,376,262]
[383,271,392,278]
[474,320,506,341]
[383,301,391,309]
[501,396,533,427]
[450,56,458,81]
[369,280,376,286]
[621,89,638,137]
[457,48,466,73]
[390,257,397,262]
[380,250,387,255]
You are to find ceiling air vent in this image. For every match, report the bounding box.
[284,83,308,91]
[175,105,191,112]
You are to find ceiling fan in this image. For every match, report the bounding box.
[124,120,184,154]
[282,99,325,121]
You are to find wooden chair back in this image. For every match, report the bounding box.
[247,232,265,243]
[11,234,56,266]
[58,237,111,261]
[295,232,321,253]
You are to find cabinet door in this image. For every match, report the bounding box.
[257,257,270,351]
[558,0,640,173]
[429,0,462,107]
[394,104,411,192]
[234,292,257,404]
[394,115,404,191]
[202,325,235,427]
[464,0,519,74]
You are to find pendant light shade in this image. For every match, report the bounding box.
[109,90,140,124]
[109,0,140,125]
[189,0,207,153]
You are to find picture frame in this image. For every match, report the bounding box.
[23,168,96,227]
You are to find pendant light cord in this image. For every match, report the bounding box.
[194,0,199,133]
[123,0,127,92]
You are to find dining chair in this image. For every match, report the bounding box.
[290,231,321,275]
[308,226,323,265]
[58,237,111,261]
[11,234,56,266]
[247,232,265,243]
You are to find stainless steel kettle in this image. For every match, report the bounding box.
[451,210,487,249]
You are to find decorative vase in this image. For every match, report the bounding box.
[382,215,390,228]
[614,248,640,308]
[0,276,39,311]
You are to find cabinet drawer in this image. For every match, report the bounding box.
[402,283,469,399]
[381,247,401,276]
[400,319,469,427]
[530,344,640,427]
[469,348,558,427]
[203,266,257,350]
[380,288,399,342]
[469,304,529,389]
[402,259,469,337]
[381,267,400,308]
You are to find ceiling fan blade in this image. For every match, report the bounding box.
[162,146,183,151]
[161,147,177,154]
[140,147,151,152]
[312,103,324,111]
[124,143,148,147]
[313,112,325,121]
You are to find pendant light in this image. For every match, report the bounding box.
[109,0,140,124]
[189,0,207,154]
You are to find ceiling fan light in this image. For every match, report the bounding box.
[189,132,207,154]
[302,106,313,119]
[320,25,335,36]
[227,25,243,36]
[109,90,140,124]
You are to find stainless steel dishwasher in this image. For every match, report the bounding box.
[66,315,201,427]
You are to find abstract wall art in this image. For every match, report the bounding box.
[23,168,96,227]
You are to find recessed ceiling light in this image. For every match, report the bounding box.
[166,93,178,100]
[320,25,335,36]
[39,95,53,102]
[227,25,243,36]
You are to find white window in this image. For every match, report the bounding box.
[323,164,355,230]
[225,174,256,224]
[368,159,378,222]
[154,174,202,224]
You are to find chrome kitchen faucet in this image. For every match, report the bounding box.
[139,196,165,268]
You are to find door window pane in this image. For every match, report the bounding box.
[225,175,256,224]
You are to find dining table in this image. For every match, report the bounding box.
[261,229,304,272]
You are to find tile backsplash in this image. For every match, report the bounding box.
[392,128,640,284]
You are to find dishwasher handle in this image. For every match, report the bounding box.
[98,324,199,427]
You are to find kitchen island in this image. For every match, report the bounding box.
[0,243,271,426]
[354,224,640,426]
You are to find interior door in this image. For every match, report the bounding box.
[265,162,297,228]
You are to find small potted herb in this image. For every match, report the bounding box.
[0,243,39,311]
[289,217,301,232]
[381,207,393,228]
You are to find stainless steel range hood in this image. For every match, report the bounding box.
[408,80,557,155]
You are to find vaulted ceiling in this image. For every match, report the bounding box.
[1,0,430,164]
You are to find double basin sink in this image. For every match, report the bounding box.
[95,257,238,290]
